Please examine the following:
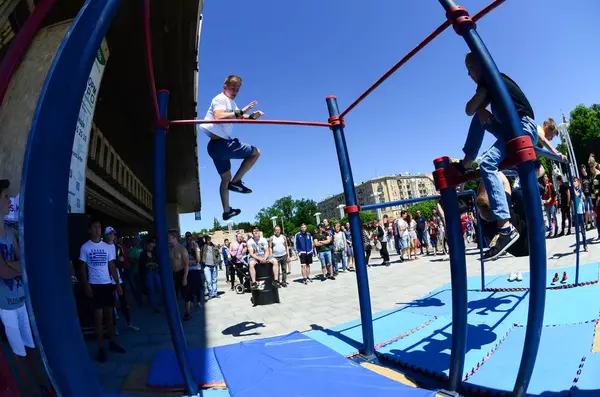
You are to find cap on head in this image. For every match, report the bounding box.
[104,226,116,235]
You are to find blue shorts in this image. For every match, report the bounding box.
[318,251,332,267]
[207,138,255,175]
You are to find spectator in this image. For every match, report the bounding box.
[361,224,372,266]
[314,223,335,280]
[247,227,281,289]
[573,177,588,252]
[104,227,139,333]
[580,164,595,230]
[139,239,161,313]
[542,174,558,237]
[429,219,439,256]
[0,179,51,395]
[79,219,125,362]
[343,223,355,270]
[414,210,429,255]
[222,239,231,283]
[184,232,203,307]
[406,214,418,260]
[168,230,192,321]
[127,236,144,306]
[590,156,600,239]
[398,211,411,261]
[229,233,247,290]
[201,235,221,299]
[333,223,348,272]
[557,175,572,236]
[269,226,289,287]
[376,217,390,266]
[322,219,336,274]
[295,224,313,284]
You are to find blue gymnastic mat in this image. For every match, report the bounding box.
[104,389,231,397]
[465,323,595,395]
[485,263,599,290]
[571,355,600,396]
[147,347,225,388]
[305,310,435,356]
[214,331,437,397]
[376,306,518,379]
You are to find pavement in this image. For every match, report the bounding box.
[92,230,600,393]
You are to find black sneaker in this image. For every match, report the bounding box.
[97,348,107,363]
[272,280,281,288]
[183,313,192,321]
[108,341,125,353]
[329,275,336,280]
[223,208,241,220]
[251,282,259,290]
[303,279,308,285]
[482,226,520,262]
[228,180,252,194]
[307,277,313,283]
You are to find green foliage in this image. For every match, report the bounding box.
[463,179,480,193]
[255,196,319,236]
[407,201,436,219]
[339,211,378,226]
[210,218,222,232]
[538,157,553,177]
[289,223,317,237]
[567,104,600,167]
[234,221,254,232]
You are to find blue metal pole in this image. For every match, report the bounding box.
[326,96,375,357]
[434,159,468,391]
[567,164,580,286]
[19,1,121,395]
[437,2,546,395]
[154,90,199,395]
[534,147,569,164]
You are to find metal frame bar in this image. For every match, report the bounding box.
[153,91,199,395]
[437,1,547,395]
[327,96,375,357]
[19,1,122,395]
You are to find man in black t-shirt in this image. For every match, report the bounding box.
[556,175,571,235]
[477,172,528,259]
[581,164,594,229]
[414,210,428,255]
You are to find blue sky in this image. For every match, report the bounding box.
[180,0,600,232]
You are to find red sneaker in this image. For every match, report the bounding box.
[561,272,568,284]
[551,272,559,284]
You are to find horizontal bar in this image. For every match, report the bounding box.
[534,147,568,164]
[339,0,505,118]
[361,190,476,212]
[168,119,331,128]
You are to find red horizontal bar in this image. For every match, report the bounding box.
[168,119,331,128]
[339,0,506,118]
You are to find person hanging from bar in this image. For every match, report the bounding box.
[454,52,547,261]
[200,75,265,220]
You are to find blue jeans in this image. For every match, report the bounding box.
[145,271,162,309]
[318,251,332,267]
[203,265,218,297]
[576,213,587,248]
[545,205,557,232]
[463,114,537,221]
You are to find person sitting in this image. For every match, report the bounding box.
[247,227,281,290]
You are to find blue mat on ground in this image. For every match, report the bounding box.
[305,310,435,356]
[572,354,600,396]
[465,323,595,395]
[104,390,230,397]
[147,347,225,388]
[485,263,599,290]
[214,331,437,397]
[376,303,519,379]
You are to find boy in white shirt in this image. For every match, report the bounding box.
[201,75,264,220]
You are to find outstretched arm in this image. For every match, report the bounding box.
[466,87,489,116]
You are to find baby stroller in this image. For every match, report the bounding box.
[232,255,251,294]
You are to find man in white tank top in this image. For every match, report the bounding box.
[269,226,290,287]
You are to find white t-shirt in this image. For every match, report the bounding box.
[271,235,287,258]
[200,92,239,140]
[334,231,346,251]
[398,219,409,238]
[248,237,268,258]
[106,243,122,285]
[205,247,215,266]
[79,240,116,285]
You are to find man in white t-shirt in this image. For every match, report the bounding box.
[247,226,281,290]
[201,75,264,221]
[269,225,289,287]
[397,211,410,261]
[79,219,125,362]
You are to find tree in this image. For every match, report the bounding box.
[340,211,378,226]
[407,201,437,220]
[293,198,319,226]
[211,217,222,232]
[463,160,480,193]
[567,104,600,167]
[255,196,318,237]
[234,221,254,233]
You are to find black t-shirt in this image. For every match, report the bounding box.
[559,182,570,207]
[582,176,591,196]
[480,73,534,120]
[480,189,528,257]
[415,215,426,231]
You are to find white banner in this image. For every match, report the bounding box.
[68,39,109,213]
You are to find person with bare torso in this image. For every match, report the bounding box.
[168,230,192,321]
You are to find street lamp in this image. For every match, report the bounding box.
[371,185,384,220]
[337,204,345,219]
[270,216,278,229]
[314,212,322,225]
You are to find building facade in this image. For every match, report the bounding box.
[318,174,436,220]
